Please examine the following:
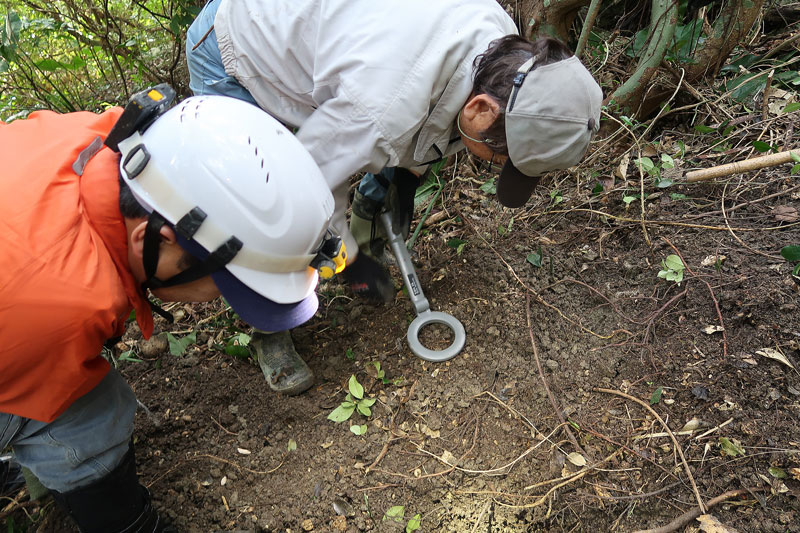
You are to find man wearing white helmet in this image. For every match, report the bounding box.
[186,0,603,393]
[0,85,344,532]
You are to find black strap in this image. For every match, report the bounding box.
[142,212,167,284]
[151,236,242,289]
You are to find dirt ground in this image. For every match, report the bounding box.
[7,125,800,532]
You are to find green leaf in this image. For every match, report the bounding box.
[383,505,405,522]
[35,58,62,71]
[224,332,251,358]
[719,437,745,457]
[694,124,715,134]
[350,424,368,435]
[635,157,655,173]
[655,177,673,188]
[752,140,774,153]
[479,178,497,194]
[791,151,800,163]
[356,403,372,416]
[118,350,143,363]
[328,403,356,422]
[726,72,768,103]
[664,255,684,271]
[287,439,297,452]
[360,397,377,407]
[660,153,675,169]
[224,344,250,359]
[650,386,663,405]
[781,245,800,262]
[348,375,364,399]
[791,164,800,175]
[406,513,422,532]
[345,348,355,360]
[446,238,466,250]
[622,194,637,205]
[670,193,688,200]
[591,182,604,196]
[526,251,542,268]
[167,331,196,356]
[784,102,800,114]
[769,467,787,479]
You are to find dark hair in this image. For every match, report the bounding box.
[118,174,200,270]
[472,36,572,155]
[118,174,149,219]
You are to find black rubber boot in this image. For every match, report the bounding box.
[0,457,24,498]
[50,443,175,533]
[350,190,388,259]
[341,253,396,303]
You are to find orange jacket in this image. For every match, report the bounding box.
[0,108,154,422]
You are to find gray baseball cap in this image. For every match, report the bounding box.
[497,55,602,208]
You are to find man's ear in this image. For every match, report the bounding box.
[462,94,501,129]
[129,219,178,259]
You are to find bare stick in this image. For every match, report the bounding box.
[632,488,761,533]
[526,293,589,459]
[762,69,775,122]
[594,388,706,513]
[686,150,799,182]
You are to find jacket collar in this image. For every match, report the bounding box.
[412,52,476,163]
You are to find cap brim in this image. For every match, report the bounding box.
[496,159,540,208]
[177,235,319,331]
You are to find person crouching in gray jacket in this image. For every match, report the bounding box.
[185,0,603,395]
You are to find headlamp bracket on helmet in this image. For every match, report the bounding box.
[105,84,176,153]
[310,231,347,280]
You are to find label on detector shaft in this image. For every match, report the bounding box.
[407,274,421,296]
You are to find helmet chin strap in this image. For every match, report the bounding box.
[140,211,243,322]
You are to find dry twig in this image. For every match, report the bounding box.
[632,488,765,533]
[594,388,706,513]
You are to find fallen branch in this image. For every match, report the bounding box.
[632,488,764,533]
[686,150,799,182]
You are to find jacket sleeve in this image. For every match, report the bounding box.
[295,87,395,261]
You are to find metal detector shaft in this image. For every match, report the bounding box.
[380,212,466,362]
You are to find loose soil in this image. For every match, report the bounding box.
[10,144,800,533]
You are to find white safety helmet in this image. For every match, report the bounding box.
[107,86,345,331]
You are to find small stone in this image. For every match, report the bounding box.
[139,333,168,357]
[301,518,314,531]
[691,385,709,401]
[545,359,559,371]
[331,515,347,531]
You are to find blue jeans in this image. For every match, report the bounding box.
[0,369,136,492]
[186,0,258,104]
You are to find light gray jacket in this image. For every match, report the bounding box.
[215,0,517,252]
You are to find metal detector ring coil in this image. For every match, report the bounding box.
[380,212,466,362]
[407,310,466,362]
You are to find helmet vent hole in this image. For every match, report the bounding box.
[248,136,251,145]
[255,146,258,156]
[265,171,270,184]
[260,159,264,169]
